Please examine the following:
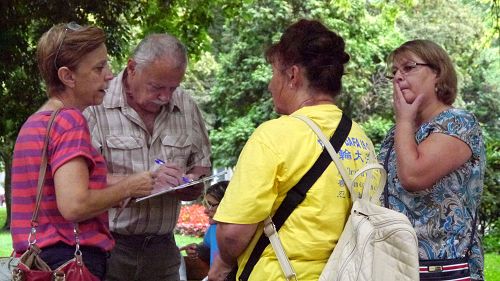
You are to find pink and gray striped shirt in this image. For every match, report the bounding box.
[11,109,114,253]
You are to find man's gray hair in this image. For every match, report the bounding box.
[132,33,188,70]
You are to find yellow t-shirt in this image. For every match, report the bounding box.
[214,104,378,281]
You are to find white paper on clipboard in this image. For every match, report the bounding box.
[135,171,227,203]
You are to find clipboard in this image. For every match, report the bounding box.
[135,171,227,203]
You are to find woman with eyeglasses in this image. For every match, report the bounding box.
[180,181,229,279]
[10,23,154,280]
[378,39,485,280]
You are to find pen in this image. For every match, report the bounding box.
[155,158,191,183]
[155,158,165,165]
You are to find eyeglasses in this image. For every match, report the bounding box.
[53,22,82,70]
[202,199,219,211]
[386,62,431,80]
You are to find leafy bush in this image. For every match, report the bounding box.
[484,219,500,254]
[481,133,500,238]
[360,116,394,152]
[175,203,209,237]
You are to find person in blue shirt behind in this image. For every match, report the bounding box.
[181,181,229,275]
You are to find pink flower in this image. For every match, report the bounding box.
[175,203,209,237]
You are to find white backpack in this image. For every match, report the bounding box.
[264,116,419,281]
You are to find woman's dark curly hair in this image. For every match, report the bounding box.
[265,19,350,98]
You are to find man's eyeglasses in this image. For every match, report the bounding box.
[202,200,219,211]
[53,22,82,70]
[386,62,431,80]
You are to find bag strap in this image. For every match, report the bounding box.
[32,109,61,224]
[296,115,386,203]
[238,113,352,281]
[262,217,297,280]
[28,109,61,245]
[466,210,478,258]
[28,109,83,256]
[382,141,394,208]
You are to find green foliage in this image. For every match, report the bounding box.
[208,0,408,167]
[134,0,245,62]
[0,231,10,256]
[485,253,500,281]
[183,51,221,127]
[481,133,500,235]
[0,207,13,255]
[360,117,394,152]
[320,1,405,121]
[461,47,500,136]
[175,234,203,248]
[484,219,500,253]
[207,0,293,166]
[139,0,213,61]
[454,12,500,233]
[210,99,275,167]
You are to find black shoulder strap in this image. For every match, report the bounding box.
[238,114,352,281]
[466,209,478,258]
[383,141,394,208]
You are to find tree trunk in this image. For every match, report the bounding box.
[1,144,13,230]
[3,154,11,230]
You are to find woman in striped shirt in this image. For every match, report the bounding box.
[10,22,154,280]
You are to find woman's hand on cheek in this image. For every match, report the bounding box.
[393,83,423,125]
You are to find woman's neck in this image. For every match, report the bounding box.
[38,96,66,112]
[297,95,334,109]
[417,102,451,126]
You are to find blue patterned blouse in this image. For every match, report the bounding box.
[378,108,486,280]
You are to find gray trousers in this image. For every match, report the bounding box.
[106,232,181,281]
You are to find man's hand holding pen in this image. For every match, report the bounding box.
[152,161,185,191]
[153,159,204,201]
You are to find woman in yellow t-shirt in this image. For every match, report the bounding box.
[208,19,376,281]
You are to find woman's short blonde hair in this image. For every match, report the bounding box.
[36,23,106,95]
[387,39,457,105]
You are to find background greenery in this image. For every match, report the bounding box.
[0,0,498,272]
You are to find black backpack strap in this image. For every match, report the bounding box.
[238,114,352,281]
